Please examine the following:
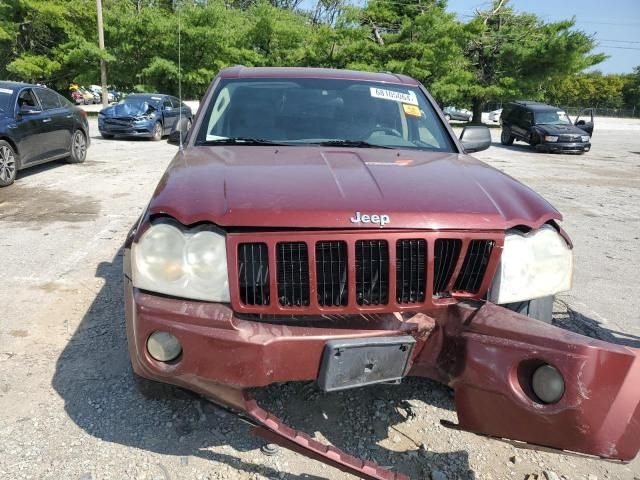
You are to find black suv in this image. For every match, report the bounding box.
[500,101,593,153]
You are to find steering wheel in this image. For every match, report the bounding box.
[364,126,402,138]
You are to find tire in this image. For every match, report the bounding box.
[501,128,514,146]
[151,122,163,141]
[444,114,451,121]
[67,130,87,164]
[101,133,114,140]
[0,140,18,187]
[503,296,553,324]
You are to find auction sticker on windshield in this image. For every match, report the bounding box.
[402,104,421,117]
[370,87,418,105]
[0,88,13,94]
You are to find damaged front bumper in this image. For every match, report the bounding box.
[125,279,640,479]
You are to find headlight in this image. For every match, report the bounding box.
[544,136,558,142]
[581,135,590,142]
[132,222,230,302]
[488,225,573,304]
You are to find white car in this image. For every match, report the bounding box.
[488,108,503,123]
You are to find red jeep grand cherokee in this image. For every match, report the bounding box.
[124,67,639,479]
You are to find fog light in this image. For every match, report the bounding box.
[531,364,564,404]
[147,331,182,362]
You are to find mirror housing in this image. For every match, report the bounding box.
[19,104,41,116]
[459,125,492,153]
[576,120,586,126]
[167,128,187,146]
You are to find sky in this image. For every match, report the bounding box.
[446,0,640,73]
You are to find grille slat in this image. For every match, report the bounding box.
[433,239,462,297]
[276,242,310,307]
[316,241,348,306]
[396,239,426,303]
[454,240,495,293]
[355,240,389,306]
[238,243,270,305]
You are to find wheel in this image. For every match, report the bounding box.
[529,132,540,151]
[500,128,514,145]
[151,122,163,141]
[503,296,553,324]
[67,130,87,163]
[101,133,114,139]
[444,114,451,121]
[0,141,17,187]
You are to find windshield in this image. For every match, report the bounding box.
[115,99,155,117]
[535,110,572,125]
[196,78,455,151]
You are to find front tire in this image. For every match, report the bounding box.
[503,296,553,324]
[501,128,514,145]
[151,122,163,141]
[0,141,18,187]
[67,130,87,163]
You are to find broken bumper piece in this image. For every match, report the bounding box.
[126,282,640,478]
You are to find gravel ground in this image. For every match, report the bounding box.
[1,117,639,480]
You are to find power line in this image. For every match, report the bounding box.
[597,39,640,44]
[597,45,640,51]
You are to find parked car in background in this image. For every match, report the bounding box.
[77,87,95,105]
[443,105,472,122]
[500,101,593,153]
[108,87,122,102]
[488,108,502,122]
[98,93,192,141]
[70,90,85,105]
[122,67,640,479]
[0,81,90,187]
[88,85,115,103]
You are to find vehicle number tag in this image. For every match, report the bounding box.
[370,87,418,105]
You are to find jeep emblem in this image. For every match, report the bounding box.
[350,211,390,226]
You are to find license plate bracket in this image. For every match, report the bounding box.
[317,336,416,392]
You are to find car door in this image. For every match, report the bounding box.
[12,88,50,165]
[574,108,594,135]
[34,87,73,157]
[161,98,178,134]
[509,107,527,139]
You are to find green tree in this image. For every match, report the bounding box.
[462,0,605,121]
[622,66,640,113]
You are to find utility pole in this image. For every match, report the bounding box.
[96,0,108,107]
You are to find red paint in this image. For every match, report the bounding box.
[124,67,640,478]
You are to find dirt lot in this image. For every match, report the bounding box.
[1,117,639,480]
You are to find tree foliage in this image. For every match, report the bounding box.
[0,0,636,115]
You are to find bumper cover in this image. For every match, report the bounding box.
[125,280,640,477]
[537,141,591,152]
[99,121,153,137]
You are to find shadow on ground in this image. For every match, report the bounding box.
[51,252,473,479]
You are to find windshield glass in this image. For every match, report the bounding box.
[535,110,572,125]
[196,78,455,151]
[0,89,14,114]
[115,99,155,117]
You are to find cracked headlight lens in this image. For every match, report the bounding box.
[489,225,573,304]
[132,222,230,302]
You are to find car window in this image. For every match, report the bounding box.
[198,78,455,152]
[163,99,172,109]
[55,91,73,108]
[35,88,62,110]
[535,110,572,125]
[17,89,40,111]
[0,87,14,114]
[170,97,181,108]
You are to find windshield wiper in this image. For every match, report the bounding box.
[198,137,289,146]
[315,140,393,149]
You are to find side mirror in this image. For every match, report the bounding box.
[576,120,586,126]
[459,126,492,153]
[167,128,187,146]
[19,104,41,116]
[163,106,173,112]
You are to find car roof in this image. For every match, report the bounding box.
[509,100,563,112]
[0,81,34,90]
[218,66,420,86]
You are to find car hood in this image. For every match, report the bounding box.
[537,124,587,136]
[147,146,561,230]
[100,104,155,119]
